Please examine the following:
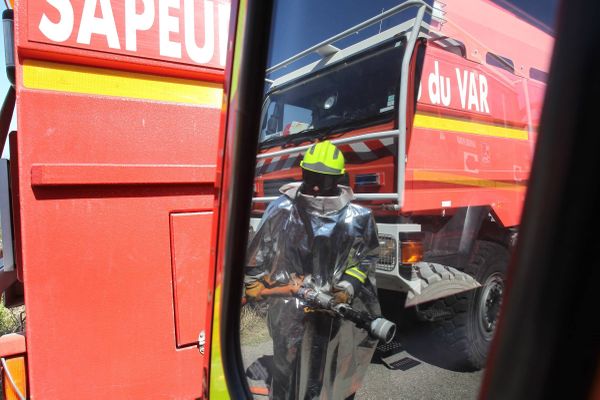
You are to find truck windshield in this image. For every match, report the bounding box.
[259,40,405,147]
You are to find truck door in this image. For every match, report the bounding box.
[2,0,230,398]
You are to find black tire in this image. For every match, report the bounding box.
[422,240,508,371]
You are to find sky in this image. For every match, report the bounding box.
[267,0,433,80]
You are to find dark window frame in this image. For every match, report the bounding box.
[529,67,548,82]
[486,52,515,73]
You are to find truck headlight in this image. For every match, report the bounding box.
[376,235,396,271]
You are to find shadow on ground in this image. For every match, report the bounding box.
[377,289,476,372]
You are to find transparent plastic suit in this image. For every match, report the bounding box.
[246,182,380,400]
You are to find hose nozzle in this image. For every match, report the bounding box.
[370,317,396,344]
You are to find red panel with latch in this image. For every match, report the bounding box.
[170,211,214,348]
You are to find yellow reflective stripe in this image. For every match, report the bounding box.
[349,266,367,279]
[345,269,367,283]
[413,113,529,141]
[413,170,527,191]
[23,60,223,107]
[209,285,230,399]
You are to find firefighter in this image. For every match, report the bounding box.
[245,140,380,400]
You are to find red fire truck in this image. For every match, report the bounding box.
[0,0,233,398]
[252,0,554,370]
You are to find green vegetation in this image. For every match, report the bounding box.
[0,295,23,335]
[240,304,270,346]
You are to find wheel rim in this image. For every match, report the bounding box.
[477,272,504,340]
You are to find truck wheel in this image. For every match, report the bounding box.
[423,240,508,371]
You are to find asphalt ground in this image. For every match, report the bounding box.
[241,303,484,399]
[242,340,483,399]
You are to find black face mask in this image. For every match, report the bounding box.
[300,169,342,196]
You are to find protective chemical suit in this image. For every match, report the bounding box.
[245,181,380,400]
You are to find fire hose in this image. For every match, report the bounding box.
[295,286,396,344]
[243,283,396,344]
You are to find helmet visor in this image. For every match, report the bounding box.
[301,169,341,196]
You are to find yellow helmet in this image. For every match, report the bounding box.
[300,141,345,175]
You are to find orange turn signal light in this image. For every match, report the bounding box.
[401,240,423,264]
[2,356,27,400]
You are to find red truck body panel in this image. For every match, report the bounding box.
[6,0,230,397]
[21,0,230,81]
[405,44,534,226]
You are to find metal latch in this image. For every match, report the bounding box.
[198,330,206,355]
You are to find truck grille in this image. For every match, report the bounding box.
[376,234,397,271]
[263,178,297,197]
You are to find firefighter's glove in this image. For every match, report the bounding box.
[332,280,354,304]
[334,264,369,304]
[244,280,266,302]
[290,273,304,294]
[244,268,270,302]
